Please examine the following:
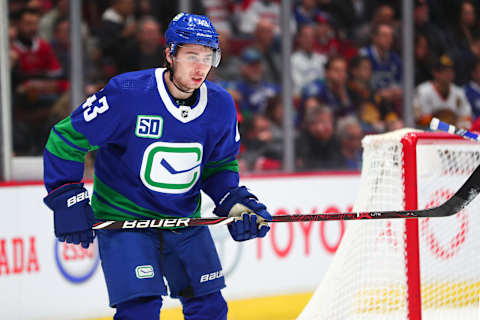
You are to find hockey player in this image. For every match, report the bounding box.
[42,13,272,320]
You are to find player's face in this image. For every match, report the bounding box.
[170,44,213,90]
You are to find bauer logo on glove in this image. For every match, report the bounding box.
[214,186,272,241]
[44,183,95,249]
[67,190,89,207]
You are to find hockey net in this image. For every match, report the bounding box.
[297,128,480,320]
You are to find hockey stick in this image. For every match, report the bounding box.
[94,122,480,231]
[429,117,480,142]
[93,163,480,230]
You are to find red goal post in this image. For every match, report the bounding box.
[298,129,480,320]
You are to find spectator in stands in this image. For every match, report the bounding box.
[247,17,281,83]
[50,18,70,78]
[449,0,480,51]
[117,16,164,73]
[329,0,370,40]
[447,0,480,85]
[414,33,433,86]
[11,8,66,155]
[49,17,98,123]
[240,113,283,172]
[264,95,286,168]
[464,59,480,120]
[347,55,399,133]
[226,48,278,120]
[50,16,96,82]
[296,105,342,170]
[354,4,399,48]
[299,96,323,125]
[39,0,66,41]
[312,13,341,57]
[414,54,472,128]
[39,0,91,45]
[414,0,448,57]
[12,9,63,80]
[237,0,281,35]
[291,23,328,96]
[302,55,355,118]
[336,115,363,170]
[359,23,402,113]
[347,55,373,107]
[359,23,402,91]
[294,0,322,26]
[265,94,284,130]
[96,0,136,75]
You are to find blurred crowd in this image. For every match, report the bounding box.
[7,0,480,174]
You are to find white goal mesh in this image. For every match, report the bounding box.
[297,129,480,320]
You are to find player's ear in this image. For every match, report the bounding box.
[165,47,173,65]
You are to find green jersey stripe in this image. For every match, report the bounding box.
[202,159,239,180]
[92,175,201,220]
[54,116,97,151]
[45,129,87,163]
[91,193,141,221]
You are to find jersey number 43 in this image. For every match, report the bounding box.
[82,94,110,122]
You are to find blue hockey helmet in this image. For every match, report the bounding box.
[165,13,221,67]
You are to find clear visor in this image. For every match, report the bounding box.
[174,46,221,68]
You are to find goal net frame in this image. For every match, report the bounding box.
[298,129,480,320]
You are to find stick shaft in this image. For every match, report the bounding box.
[94,123,480,230]
[93,162,480,230]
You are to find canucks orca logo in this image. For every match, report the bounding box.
[140,142,203,194]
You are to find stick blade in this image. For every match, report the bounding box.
[423,164,480,217]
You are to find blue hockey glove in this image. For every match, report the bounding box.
[214,186,272,242]
[43,183,95,249]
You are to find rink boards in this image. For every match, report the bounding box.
[0,172,359,320]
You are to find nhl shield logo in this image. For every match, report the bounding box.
[180,106,190,118]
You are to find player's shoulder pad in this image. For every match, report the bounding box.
[204,80,236,113]
[204,79,229,96]
[107,68,157,93]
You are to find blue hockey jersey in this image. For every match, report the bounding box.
[44,68,240,221]
[359,45,402,90]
